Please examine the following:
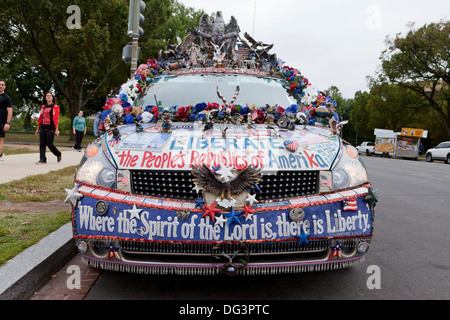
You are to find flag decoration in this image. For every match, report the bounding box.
[342,198,358,211]
[283,140,299,152]
[105,242,120,260]
[329,241,344,259]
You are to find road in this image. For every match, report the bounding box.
[35,155,450,301]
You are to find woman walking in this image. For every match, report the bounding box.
[72,110,86,152]
[35,92,62,164]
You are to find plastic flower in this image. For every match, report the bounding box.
[125,114,134,124]
[103,97,122,110]
[176,106,189,121]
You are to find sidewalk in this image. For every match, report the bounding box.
[0,148,83,184]
[0,147,88,299]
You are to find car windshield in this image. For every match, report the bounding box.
[137,74,296,109]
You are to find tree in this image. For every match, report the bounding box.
[379,20,450,138]
[351,91,374,143]
[0,0,130,140]
[0,0,204,140]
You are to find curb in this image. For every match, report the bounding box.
[0,223,76,300]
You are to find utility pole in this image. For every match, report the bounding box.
[127,0,146,79]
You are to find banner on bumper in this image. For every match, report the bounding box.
[74,196,372,243]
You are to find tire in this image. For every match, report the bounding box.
[366,150,369,156]
[426,153,433,162]
[446,154,450,164]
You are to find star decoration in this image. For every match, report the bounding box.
[126,204,142,220]
[224,207,243,226]
[242,205,255,221]
[329,241,344,259]
[215,214,227,228]
[64,186,83,207]
[216,165,235,182]
[202,200,222,222]
[195,196,206,209]
[295,228,310,245]
[105,242,120,260]
[193,184,203,194]
[365,187,379,208]
[245,194,258,206]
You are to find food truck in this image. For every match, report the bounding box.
[374,128,428,159]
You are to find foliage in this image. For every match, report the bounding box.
[378,20,450,139]
[0,0,203,140]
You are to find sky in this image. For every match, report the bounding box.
[180,0,450,98]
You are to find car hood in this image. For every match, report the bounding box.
[102,122,342,172]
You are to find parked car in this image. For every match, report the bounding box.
[66,13,375,276]
[356,142,375,156]
[426,141,450,164]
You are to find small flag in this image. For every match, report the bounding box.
[321,174,333,190]
[283,140,299,152]
[343,198,358,211]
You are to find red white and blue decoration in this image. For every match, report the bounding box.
[283,140,299,152]
[342,198,358,211]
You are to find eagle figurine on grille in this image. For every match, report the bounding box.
[191,164,262,208]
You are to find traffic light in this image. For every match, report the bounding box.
[128,0,146,38]
[122,42,141,63]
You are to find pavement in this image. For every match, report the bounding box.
[0,145,83,184]
[0,144,98,300]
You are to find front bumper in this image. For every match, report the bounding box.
[72,183,373,275]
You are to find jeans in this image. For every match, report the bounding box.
[39,127,61,162]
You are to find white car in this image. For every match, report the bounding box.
[356,142,375,156]
[426,141,450,164]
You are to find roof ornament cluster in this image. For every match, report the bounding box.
[158,11,277,71]
[98,11,345,136]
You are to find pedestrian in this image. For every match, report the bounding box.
[0,78,13,162]
[72,110,86,152]
[35,92,62,164]
[93,111,102,136]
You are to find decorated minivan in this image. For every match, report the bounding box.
[66,12,377,275]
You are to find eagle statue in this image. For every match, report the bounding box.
[191,164,262,209]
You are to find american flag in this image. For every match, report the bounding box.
[117,174,129,186]
[343,198,358,211]
[284,140,299,152]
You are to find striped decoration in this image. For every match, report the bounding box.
[283,140,299,152]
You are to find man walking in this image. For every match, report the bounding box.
[0,78,13,161]
[72,110,86,152]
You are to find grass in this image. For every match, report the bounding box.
[0,166,77,266]
[5,132,96,146]
[0,166,77,202]
[2,146,37,155]
[0,211,71,266]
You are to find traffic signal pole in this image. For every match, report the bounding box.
[130,36,139,79]
[128,0,145,79]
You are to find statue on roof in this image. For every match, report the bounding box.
[195,11,240,58]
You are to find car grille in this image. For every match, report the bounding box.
[130,170,319,201]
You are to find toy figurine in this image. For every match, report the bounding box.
[160,111,173,133]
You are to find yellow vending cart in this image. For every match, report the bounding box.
[395,128,428,160]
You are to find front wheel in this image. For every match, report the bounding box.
[426,153,433,162]
[446,154,450,164]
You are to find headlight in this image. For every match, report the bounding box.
[98,168,116,188]
[332,145,368,190]
[76,143,117,189]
